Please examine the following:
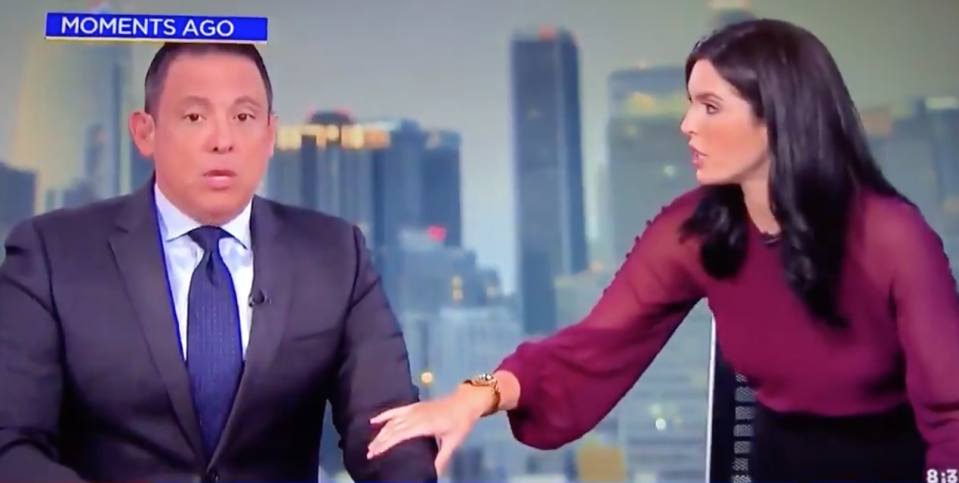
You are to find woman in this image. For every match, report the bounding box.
[369,19,959,481]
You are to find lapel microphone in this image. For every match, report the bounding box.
[248,289,268,308]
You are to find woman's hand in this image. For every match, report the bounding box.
[367,385,495,475]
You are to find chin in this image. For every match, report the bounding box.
[198,200,248,224]
[200,189,252,209]
[694,169,731,186]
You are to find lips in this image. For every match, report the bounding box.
[204,169,235,177]
[690,146,705,167]
[202,169,236,190]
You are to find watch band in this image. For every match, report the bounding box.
[462,373,501,417]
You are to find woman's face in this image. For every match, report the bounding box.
[681,60,770,186]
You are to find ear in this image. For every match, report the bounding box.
[129,110,156,159]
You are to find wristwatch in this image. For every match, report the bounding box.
[462,373,501,417]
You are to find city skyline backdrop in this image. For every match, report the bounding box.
[0,1,957,481]
[1,0,958,289]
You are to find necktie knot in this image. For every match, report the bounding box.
[188,226,229,254]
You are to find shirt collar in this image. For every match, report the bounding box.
[154,184,252,249]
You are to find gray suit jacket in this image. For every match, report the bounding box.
[0,185,437,482]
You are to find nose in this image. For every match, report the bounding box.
[208,118,236,153]
[680,110,696,137]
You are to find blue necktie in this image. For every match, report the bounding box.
[186,226,243,454]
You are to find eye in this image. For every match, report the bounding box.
[704,103,719,114]
[184,113,202,122]
[236,113,254,122]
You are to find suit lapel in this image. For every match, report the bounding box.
[108,185,206,458]
[212,196,295,462]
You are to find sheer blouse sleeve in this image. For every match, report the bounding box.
[872,198,959,470]
[496,193,706,450]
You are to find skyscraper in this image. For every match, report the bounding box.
[607,65,687,118]
[12,0,134,209]
[510,27,588,335]
[915,97,959,274]
[268,110,388,235]
[922,97,959,211]
[604,65,692,260]
[368,119,428,251]
[875,97,959,272]
[129,138,153,191]
[0,161,38,259]
[421,130,463,248]
[0,161,37,230]
[268,113,463,255]
[601,64,712,481]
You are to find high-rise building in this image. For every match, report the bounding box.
[90,1,136,198]
[385,228,489,318]
[917,96,959,283]
[269,112,463,256]
[61,179,99,209]
[478,268,505,305]
[614,309,713,481]
[872,97,959,272]
[591,163,614,268]
[422,130,463,248]
[368,119,429,250]
[604,65,693,259]
[269,111,388,236]
[269,113,471,317]
[876,101,944,222]
[89,42,134,199]
[0,161,38,246]
[601,63,712,482]
[427,305,527,477]
[510,27,588,335]
[129,138,153,191]
[920,97,959,212]
[12,1,134,208]
[607,65,688,118]
[553,266,613,329]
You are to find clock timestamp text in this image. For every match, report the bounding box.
[928,468,959,483]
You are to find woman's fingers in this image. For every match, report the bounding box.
[435,437,458,475]
[368,404,419,453]
[370,404,413,424]
[368,418,402,454]
[367,411,435,457]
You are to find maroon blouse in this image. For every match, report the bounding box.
[498,188,959,470]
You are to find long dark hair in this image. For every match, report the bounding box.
[679,19,905,328]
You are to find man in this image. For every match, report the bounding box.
[0,43,437,482]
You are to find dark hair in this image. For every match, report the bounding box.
[679,19,905,328]
[143,42,274,117]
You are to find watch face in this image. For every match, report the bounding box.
[473,374,494,385]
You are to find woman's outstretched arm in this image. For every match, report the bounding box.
[494,193,706,449]
[367,191,706,469]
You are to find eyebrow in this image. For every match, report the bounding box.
[176,95,265,110]
[178,95,212,108]
[234,96,265,110]
[690,92,724,103]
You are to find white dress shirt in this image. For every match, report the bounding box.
[154,186,254,359]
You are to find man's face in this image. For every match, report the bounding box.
[130,51,275,224]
